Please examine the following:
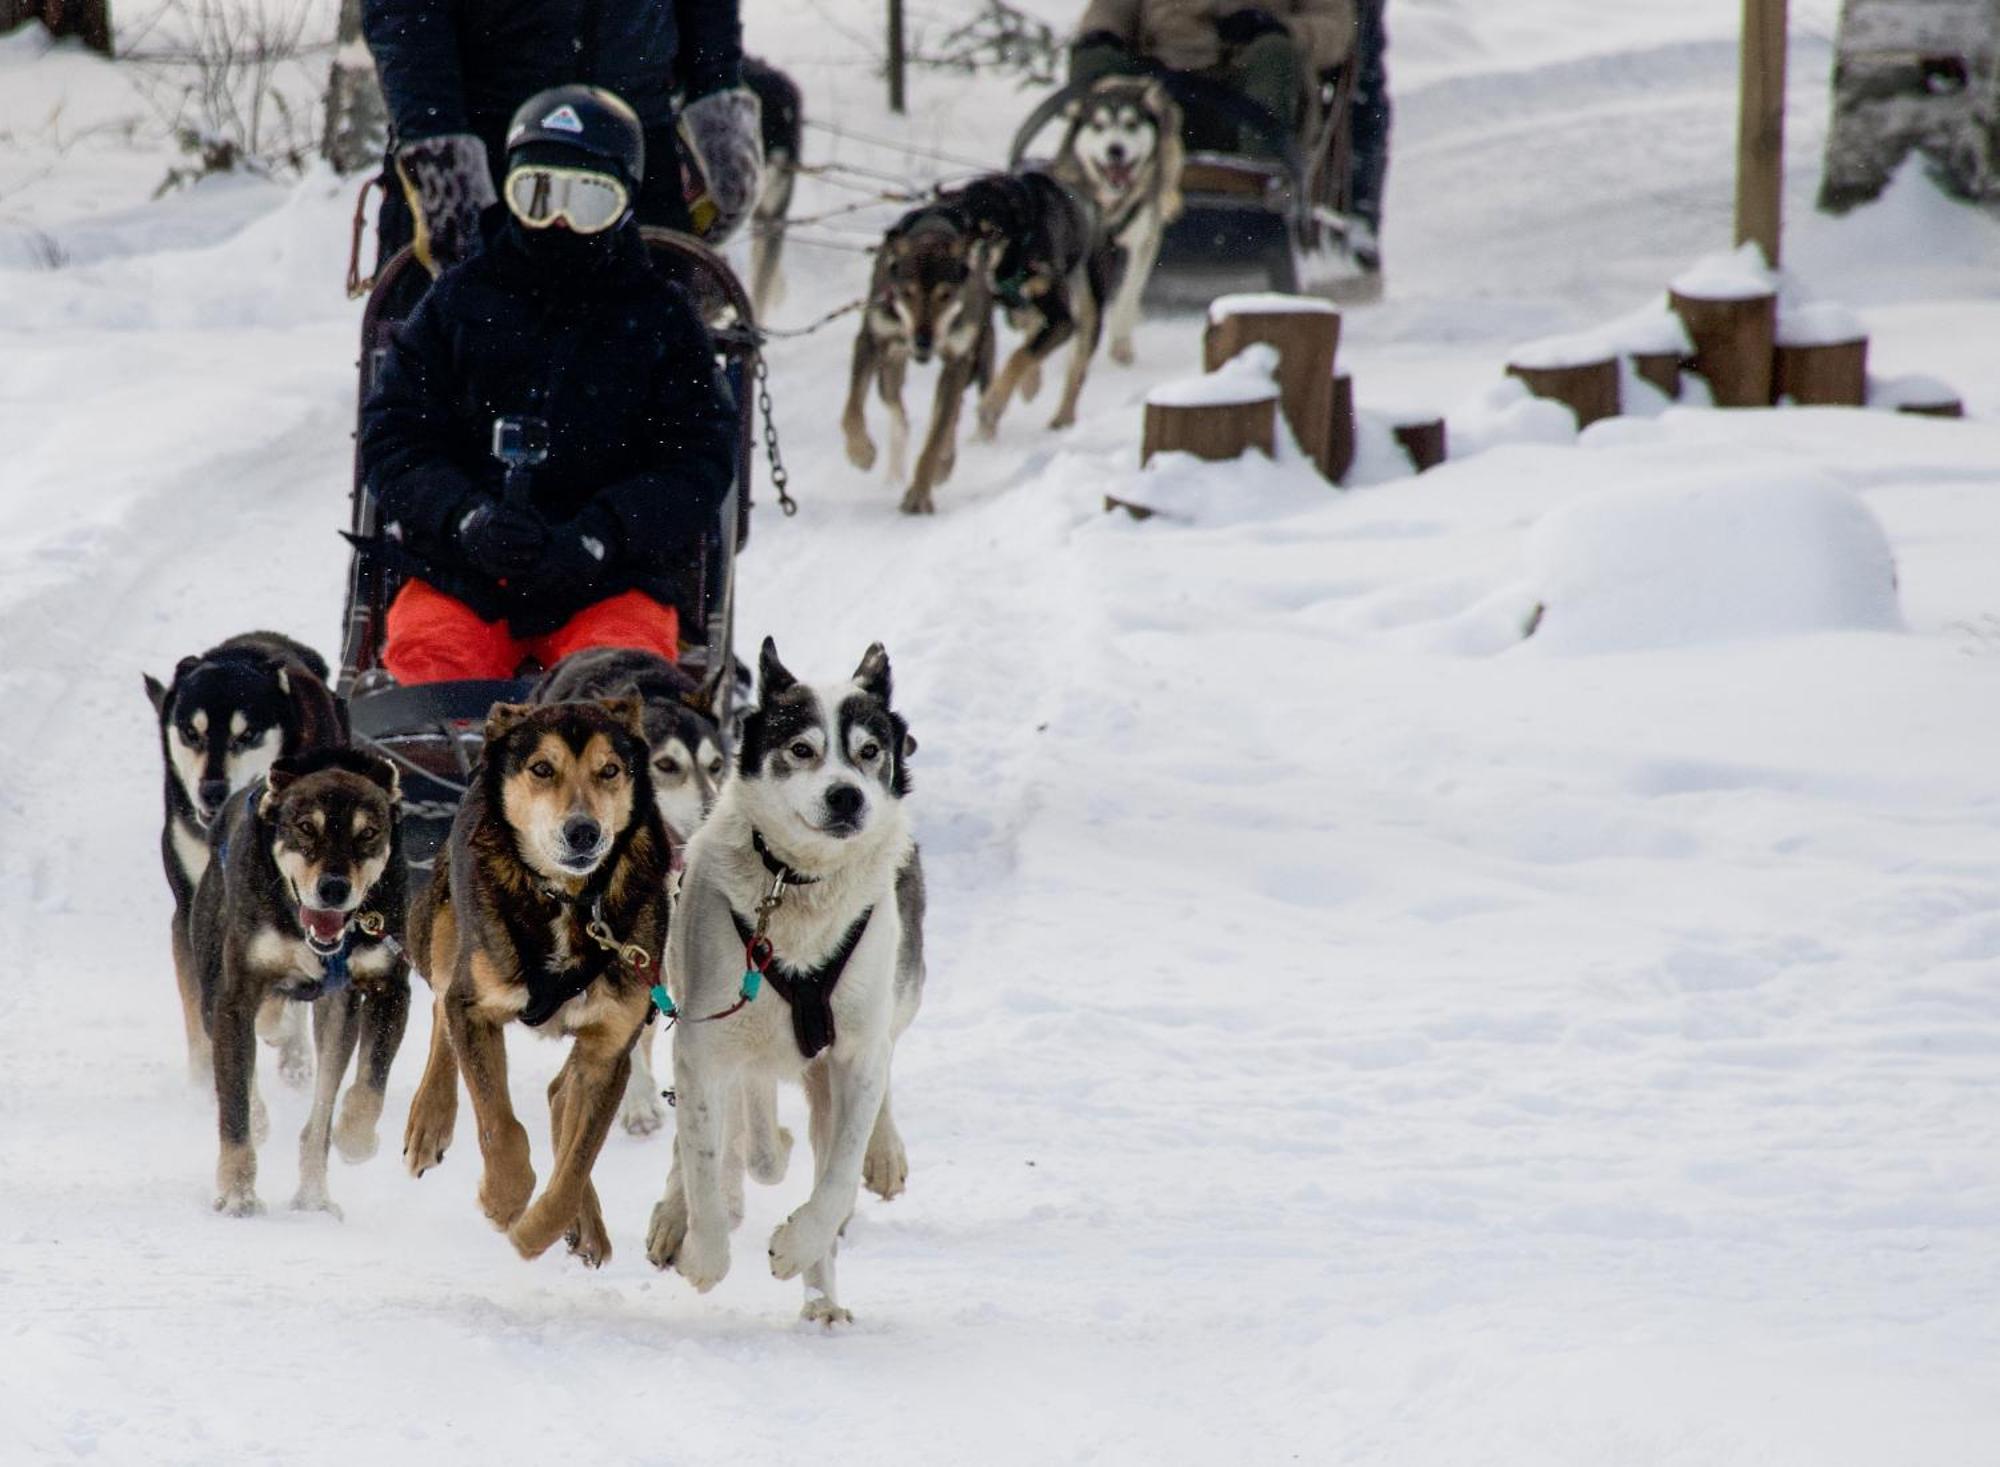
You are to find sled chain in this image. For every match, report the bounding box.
[755,352,799,517]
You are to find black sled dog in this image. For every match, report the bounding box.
[145,632,346,1082]
[192,747,410,1218]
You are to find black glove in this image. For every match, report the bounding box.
[516,512,617,608]
[455,499,547,579]
[1216,8,1287,45]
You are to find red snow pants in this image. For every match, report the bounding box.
[382,579,680,684]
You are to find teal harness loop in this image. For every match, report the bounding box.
[648,829,812,1029]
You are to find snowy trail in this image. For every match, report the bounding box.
[6,4,2000,1462]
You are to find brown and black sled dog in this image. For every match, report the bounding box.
[193,746,409,1218]
[402,699,670,1266]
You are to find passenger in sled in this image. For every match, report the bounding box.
[358,86,738,688]
[1068,0,1357,153]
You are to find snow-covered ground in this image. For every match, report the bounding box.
[4,2,1999,1462]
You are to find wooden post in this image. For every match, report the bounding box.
[886,0,907,114]
[1392,418,1447,472]
[1141,396,1277,465]
[1505,358,1621,427]
[1736,0,1788,267]
[1670,289,1777,406]
[1631,351,1682,399]
[1774,338,1867,405]
[1328,373,1356,481]
[1203,298,1341,478]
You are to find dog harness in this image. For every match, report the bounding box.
[644,829,874,1058]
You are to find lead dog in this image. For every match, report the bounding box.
[646,638,925,1324]
[192,747,409,1217]
[146,631,346,1083]
[531,647,728,1136]
[1049,76,1185,366]
[401,698,670,1267]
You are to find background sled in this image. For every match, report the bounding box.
[335,228,759,868]
[1009,61,1360,306]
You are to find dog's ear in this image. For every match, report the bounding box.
[483,702,532,744]
[144,672,169,715]
[258,758,301,818]
[853,643,892,704]
[599,696,647,741]
[758,637,797,698]
[353,750,401,804]
[903,731,919,758]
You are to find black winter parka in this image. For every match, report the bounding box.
[360,213,737,638]
[362,0,742,143]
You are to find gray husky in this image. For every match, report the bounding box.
[145,632,346,1083]
[646,637,926,1325]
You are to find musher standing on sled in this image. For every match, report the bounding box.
[363,0,765,272]
[359,87,738,686]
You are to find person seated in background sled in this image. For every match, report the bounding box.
[359,86,738,687]
[1069,0,1354,148]
[362,0,764,274]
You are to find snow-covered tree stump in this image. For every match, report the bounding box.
[1392,417,1448,472]
[1329,373,1356,481]
[1774,302,1868,406]
[1142,347,1280,466]
[1204,294,1340,479]
[3,0,110,52]
[1505,358,1620,428]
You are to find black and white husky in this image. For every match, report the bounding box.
[1050,76,1185,366]
[144,632,346,1082]
[646,637,925,1325]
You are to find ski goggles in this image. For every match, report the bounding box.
[503,164,631,234]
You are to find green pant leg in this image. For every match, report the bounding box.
[1227,31,1303,149]
[1070,40,1144,88]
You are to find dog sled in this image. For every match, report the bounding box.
[335,228,759,869]
[1009,63,1362,305]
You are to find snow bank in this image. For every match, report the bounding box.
[1669,242,1779,301]
[1146,343,1281,407]
[1523,475,1902,655]
[1448,376,1577,456]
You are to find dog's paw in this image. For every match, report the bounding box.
[289,1186,343,1221]
[674,1226,731,1293]
[506,1198,570,1262]
[402,1098,455,1179]
[1109,337,1135,367]
[801,1296,854,1328]
[620,1087,667,1138]
[897,488,935,516]
[768,1207,836,1281]
[566,1212,613,1270]
[213,1185,264,1219]
[747,1124,794,1186]
[477,1145,535,1230]
[844,432,877,471]
[863,1136,908,1202]
[1048,409,1077,431]
[645,1191,689,1271]
[333,1089,383,1163]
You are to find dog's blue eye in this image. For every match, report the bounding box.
[597,763,623,783]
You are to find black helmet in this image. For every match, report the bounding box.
[505,85,645,188]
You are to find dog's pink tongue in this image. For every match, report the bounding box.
[301,906,347,944]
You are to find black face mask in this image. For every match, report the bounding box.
[504,214,626,279]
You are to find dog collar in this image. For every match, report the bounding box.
[751,830,820,887]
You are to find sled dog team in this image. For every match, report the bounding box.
[151,633,923,1325]
[844,76,1186,513]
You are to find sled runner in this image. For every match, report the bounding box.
[1009,63,1361,305]
[336,228,760,868]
